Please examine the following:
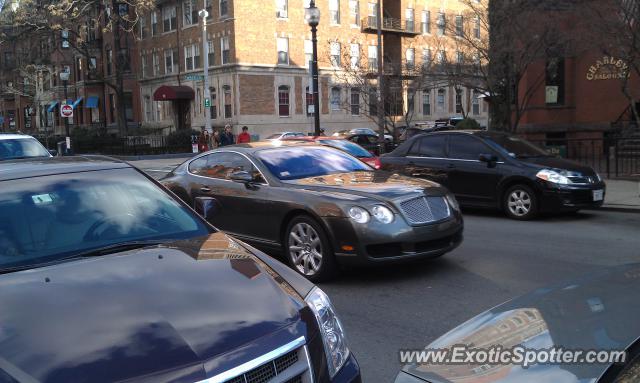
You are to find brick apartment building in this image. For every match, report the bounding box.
[1,0,489,137]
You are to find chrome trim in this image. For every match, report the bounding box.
[197,336,307,383]
[405,156,504,164]
[187,149,271,186]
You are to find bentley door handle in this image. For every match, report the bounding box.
[200,186,212,193]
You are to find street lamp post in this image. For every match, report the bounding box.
[305,1,321,136]
[199,9,211,134]
[59,70,71,155]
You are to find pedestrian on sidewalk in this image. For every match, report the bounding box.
[197,130,209,153]
[219,124,235,146]
[237,126,251,143]
[212,130,220,148]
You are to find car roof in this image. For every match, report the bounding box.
[0,133,35,140]
[0,155,131,182]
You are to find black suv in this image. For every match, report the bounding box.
[381,131,606,220]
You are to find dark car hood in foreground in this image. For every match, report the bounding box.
[402,264,640,383]
[517,155,598,175]
[286,171,448,201]
[0,233,308,383]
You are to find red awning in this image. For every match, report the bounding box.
[153,85,195,101]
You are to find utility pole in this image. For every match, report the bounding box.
[376,0,385,153]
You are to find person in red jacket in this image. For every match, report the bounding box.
[237,126,251,143]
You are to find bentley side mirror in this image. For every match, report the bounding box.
[194,196,220,221]
[479,153,499,168]
[49,149,58,156]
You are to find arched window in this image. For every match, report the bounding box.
[437,88,446,112]
[306,86,315,117]
[223,85,232,118]
[278,85,290,117]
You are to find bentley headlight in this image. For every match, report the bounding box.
[371,205,394,223]
[536,169,571,185]
[445,194,460,212]
[305,287,350,378]
[348,206,370,223]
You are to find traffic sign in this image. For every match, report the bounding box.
[185,74,204,81]
[60,104,74,118]
[204,98,211,108]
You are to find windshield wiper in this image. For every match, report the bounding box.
[71,240,170,258]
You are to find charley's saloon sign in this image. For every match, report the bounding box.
[587,56,631,81]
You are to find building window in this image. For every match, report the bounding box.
[472,90,480,115]
[185,44,200,70]
[106,49,113,76]
[422,49,432,68]
[278,85,290,117]
[455,88,463,114]
[437,88,445,112]
[350,88,360,115]
[165,48,178,74]
[223,85,232,117]
[277,37,289,65]
[139,16,147,39]
[474,16,481,39]
[350,43,360,69]
[140,55,147,78]
[108,94,115,123]
[306,86,315,116]
[369,88,378,116]
[456,51,464,65]
[220,0,229,17]
[330,87,341,111]
[421,10,430,34]
[210,87,217,119]
[75,56,83,82]
[330,42,341,67]
[163,6,177,32]
[144,95,152,121]
[367,2,377,27]
[206,0,212,15]
[304,39,313,68]
[423,90,431,115]
[349,0,359,25]
[437,12,446,36]
[368,45,377,71]
[183,0,198,26]
[152,52,160,75]
[437,50,446,65]
[151,11,158,35]
[546,57,565,105]
[221,36,230,64]
[455,15,463,37]
[329,0,340,24]
[276,0,288,18]
[124,92,134,121]
[406,48,415,70]
[405,8,415,32]
[208,40,215,66]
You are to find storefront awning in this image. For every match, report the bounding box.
[153,85,195,101]
[47,101,58,112]
[86,96,99,108]
[72,97,83,108]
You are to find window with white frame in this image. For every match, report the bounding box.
[141,55,147,78]
[455,88,463,114]
[472,90,480,115]
[456,51,464,65]
[277,37,289,65]
[349,0,359,25]
[422,90,431,115]
[474,16,481,39]
[422,48,431,68]
[223,85,232,117]
[163,6,176,32]
[368,45,377,71]
[183,0,198,26]
[278,85,290,117]
[406,48,415,70]
[151,11,158,35]
[152,52,160,75]
[455,15,463,37]
[165,48,178,74]
[437,88,445,111]
[220,0,229,17]
[405,8,415,32]
[367,2,377,25]
[330,87,341,111]
[210,87,217,119]
[422,10,430,34]
[139,16,147,39]
[276,0,288,18]
[330,42,341,67]
[350,43,360,69]
[437,12,445,36]
[208,40,215,65]
[350,88,360,115]
[305,86,315,116]
[304,39,313,68]
[329,0,340,24]
[185,44,201,70]
[221,36,230,64]
[437,50,446,64]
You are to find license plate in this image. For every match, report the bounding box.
[593,189,604,201]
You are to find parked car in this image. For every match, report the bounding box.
[162,142,463,281]
[345,133,396,155]
[0,133,54,160]
[395,264,640,383]
[282,135,382,169]
[381,131,606,220]
[333,128,393,142]
[0,156,360,383]
[266,131,307,140]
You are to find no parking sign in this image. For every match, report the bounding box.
[60,104,73,118]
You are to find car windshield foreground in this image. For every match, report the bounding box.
[256,146,371,180]
[483,133,550,158]
[0,137,51,160]
[0,167,211,271]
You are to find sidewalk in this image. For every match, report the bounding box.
[602,179,640,212]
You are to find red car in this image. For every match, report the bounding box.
[281,136,381,169]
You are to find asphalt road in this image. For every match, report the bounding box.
[132,159,640,383]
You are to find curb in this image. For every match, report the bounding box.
[586,205,640,214]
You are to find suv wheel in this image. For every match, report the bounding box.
[284,216,337,282]
[504,184,538,220]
